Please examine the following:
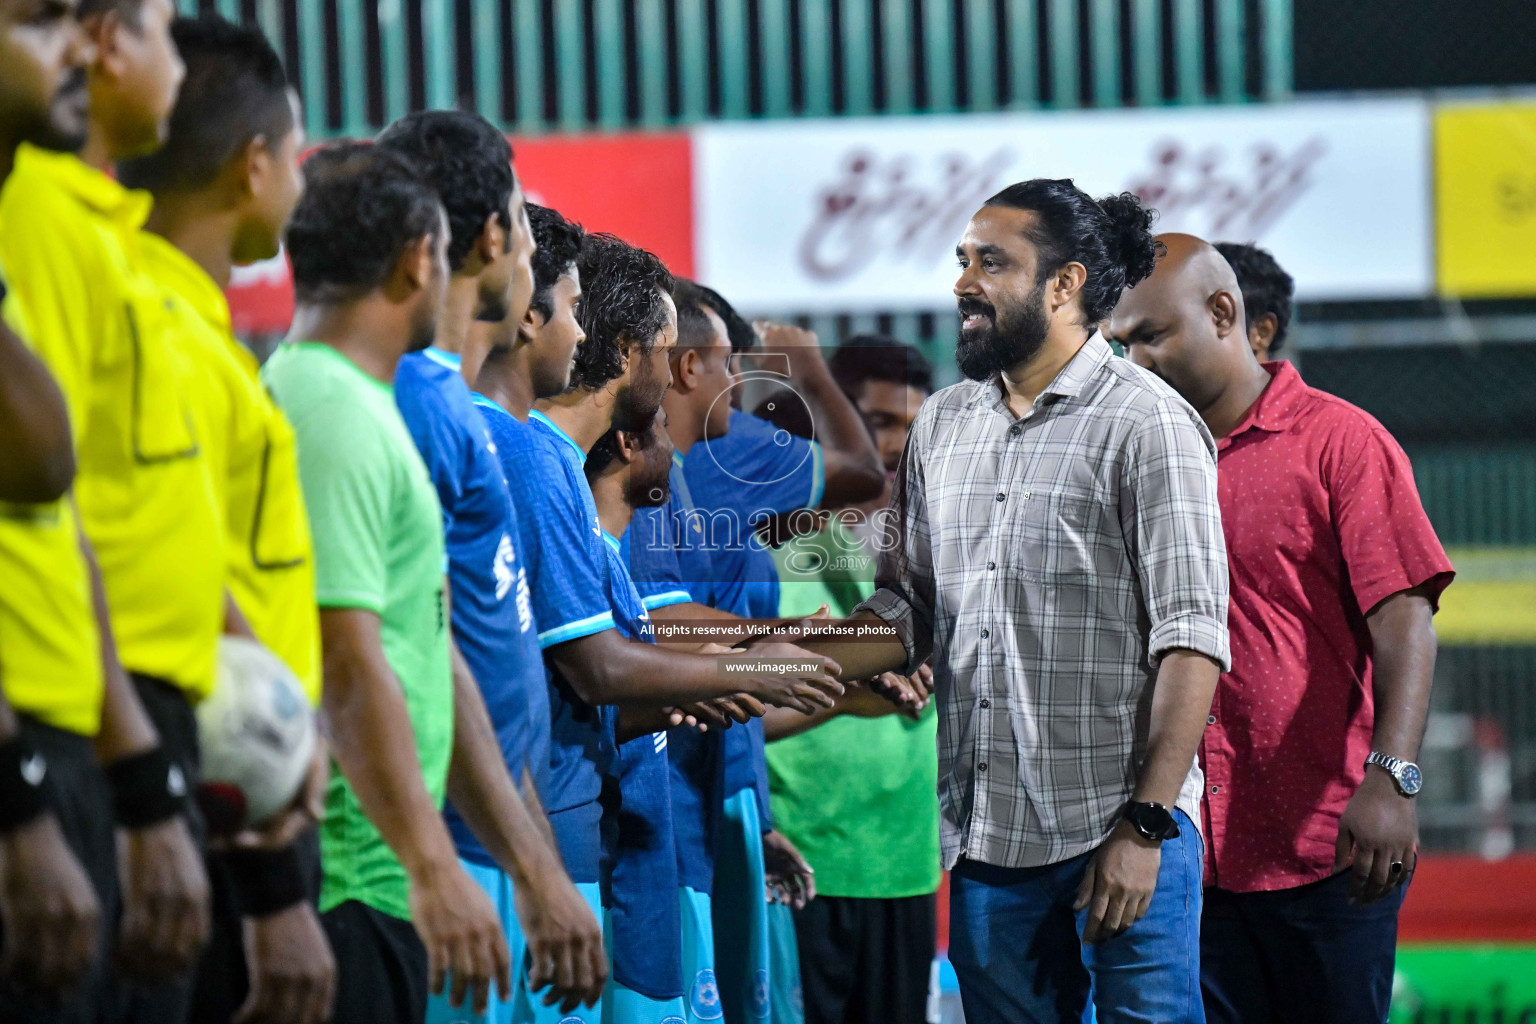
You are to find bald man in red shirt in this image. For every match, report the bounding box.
[1108,234,1454,1024]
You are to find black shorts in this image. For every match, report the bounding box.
[322,900,429,1024]
[793,892,938,1024]
[187,827,322,1024]
[0,715,117,1024]
[124,673,325,1024]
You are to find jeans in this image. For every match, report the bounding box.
[948,810,1205,1024]
[1200,870,1407,1024]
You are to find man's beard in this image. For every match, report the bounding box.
[955,279,1051,382]
[614,357,667,433]
[476,278,511,324]
[626,460,671,509]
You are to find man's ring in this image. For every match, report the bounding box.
[1390,861,1404,875]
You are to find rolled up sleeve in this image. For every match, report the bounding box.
[1122,396,1231,672]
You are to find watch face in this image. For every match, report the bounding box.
[1399,763,1422,795]
[1128,803,1177,840]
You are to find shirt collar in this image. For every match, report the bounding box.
[974,332,1113,413]
[1227,361,1306,439]
[471,391,507,416]
[528,409,587,465]
[139,231,234,337]
[16,144,153,233]
[424,346,461,372]
[601,529,623,553]
[1042,332,1113,400]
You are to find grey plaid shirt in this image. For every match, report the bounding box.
[858,334,1230,870]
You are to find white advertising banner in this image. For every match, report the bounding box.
[693,99,1432,311]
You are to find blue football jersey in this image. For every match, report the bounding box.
[620,479,722,896]
[394,350,550,868]
[626,463,694,617]
[682,410,826,824]
[601,531,684,1001]
[478,398,618,882]
[682,410,825,620]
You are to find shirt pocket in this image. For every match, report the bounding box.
[127,295,201,464]
[1011,490,1097,582]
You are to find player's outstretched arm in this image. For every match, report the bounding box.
[318,607,506,1017]
[546,628,844,712]
[443,640,606,1014]
[0,317,73,504]
[781,611,911,685]
[761,668,927,742]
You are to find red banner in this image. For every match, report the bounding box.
[226,130,695,336]
[515,131,693,278]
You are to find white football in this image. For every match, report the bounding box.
[196,636,317,831]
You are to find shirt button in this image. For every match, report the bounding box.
[1008,424,1022,437]
[987,561,996,571]
[1207,715,1217,725]
[1022,490,1031,501]
[978,763,988,772]
[995,492,1006,502]
[979,629,990,639]
[1210,785,1220,794]
[979,698,991,709]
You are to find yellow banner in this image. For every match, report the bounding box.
[1436,103,1536,298]
[1435,547,1536,645]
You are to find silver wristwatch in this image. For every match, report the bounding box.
[1366,751,1422,797]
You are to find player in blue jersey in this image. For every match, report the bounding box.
[376,111,606,1022]
[584,408,692,1023]
[472,203,588,424]
[473,225,846,1024]
[633,286,886,1024]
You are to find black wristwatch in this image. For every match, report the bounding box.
[1123,801,1181,842]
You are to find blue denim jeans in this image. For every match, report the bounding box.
[948,810,1205,1024]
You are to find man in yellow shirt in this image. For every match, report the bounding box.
[0,0,216,1017]
[116,17,333,1024]
[0,5,107,1011]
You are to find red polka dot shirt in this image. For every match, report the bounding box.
[1202,361,1454,892]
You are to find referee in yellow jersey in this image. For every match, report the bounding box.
[119,16,335,1024]
[0,0,221,1019]
[0,4,109,993]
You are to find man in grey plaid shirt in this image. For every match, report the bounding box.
[795,180,1229,1024]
